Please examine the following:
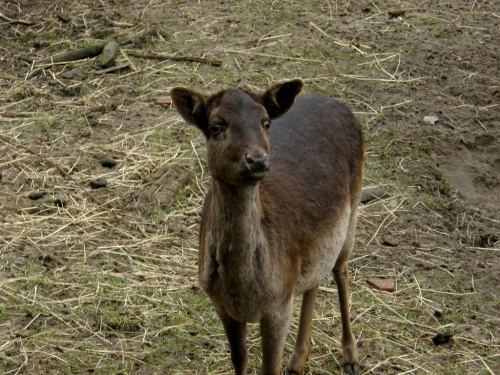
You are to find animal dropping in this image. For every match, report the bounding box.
[171,79,364,375]
[89,177,107,189]
[28,191,46,200]
[100,157,117,168]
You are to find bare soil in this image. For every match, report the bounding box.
[1,1,498,374]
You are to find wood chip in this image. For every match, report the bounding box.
[93,63,130,75]
[366,278,395,292]
[155,98,172,106]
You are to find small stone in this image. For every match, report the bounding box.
[90,177,107,189]
[100,157,117,168]
[61,68,83,79]
[423,115,439,125]
[448,86,462,97]
[57,13,70,23]
[360,186,386,203]
[382,235,398,247]
[28,191,46,200]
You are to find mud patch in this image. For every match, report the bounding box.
[440,133,500,213]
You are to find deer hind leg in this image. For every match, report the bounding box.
[333,261,359,375]
[286,284,319,374]
[331,200,360,375]
[260,299,293,375]
[217,309,248,375]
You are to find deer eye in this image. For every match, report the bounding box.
[262,119,271,130]
[209,124,222,136]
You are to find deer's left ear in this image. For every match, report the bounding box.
[170,87,208,131]
[262,79,304,119]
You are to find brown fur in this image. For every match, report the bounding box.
[170,79,364,375]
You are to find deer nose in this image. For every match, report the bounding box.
[246,153,269,173]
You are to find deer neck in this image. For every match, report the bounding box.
[210,180,267,284]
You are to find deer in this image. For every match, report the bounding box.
[170,79,363,375]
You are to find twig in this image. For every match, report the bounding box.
[126,51,222,67]
[93,63,130,75]
[0,11,33,26]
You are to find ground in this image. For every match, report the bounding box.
[0,1,499,374]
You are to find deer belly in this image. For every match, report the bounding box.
[295,209,351,295]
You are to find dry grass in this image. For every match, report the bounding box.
[1,1,499,374]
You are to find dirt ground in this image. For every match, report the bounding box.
[1,1,499,374]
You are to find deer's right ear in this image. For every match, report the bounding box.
[170,87,208,130]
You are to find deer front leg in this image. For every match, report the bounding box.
[333,262,359,375]
[286,284,319,374]
[260,300,293,375]
[217,309,248,375]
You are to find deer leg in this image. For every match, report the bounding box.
[218,310,248,375]
[260,299,293,375]
[333,262,359,375]
[286,284,319,374]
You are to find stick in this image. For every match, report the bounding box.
[93,63,130,74]
[0,11,33,26]
[126,50,222,67]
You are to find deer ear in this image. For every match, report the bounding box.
[262,79,304,119]
[170,87,208,130]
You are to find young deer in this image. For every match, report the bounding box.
[170,79,363,375]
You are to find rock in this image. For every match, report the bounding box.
[90,177,107,189]
[28,191,46,200]
[366,278,395,292]
[100,157,117,168]
[56,14,70,23]
[360,186,387,203]
[61,67,83,79]
[423,115,439,125]
[382,235,398,247]
[448,86,462,97]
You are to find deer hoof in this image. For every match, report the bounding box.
[343,363,359,375]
